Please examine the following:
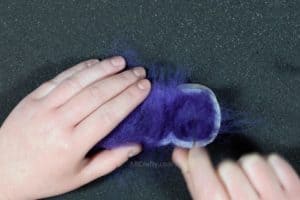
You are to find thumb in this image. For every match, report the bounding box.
[78,144,141,185]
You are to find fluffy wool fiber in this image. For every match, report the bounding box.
[96,65,221,149]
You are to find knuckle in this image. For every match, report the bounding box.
[120,70,137,83]
[99,62,113,75]
[44,79,58,88]
[64,77,83,90]
[87,85,102,100]
[97,59,113,71]
[101,107,118,125]
[15,97,35,112]
[108,58,115,66]
[125,86,139,99]
[50,134,70,150]
[32,80,57,97]
[59,140,72,152]
[82,59,98,69]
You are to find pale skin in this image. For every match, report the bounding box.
[0,57,299,199]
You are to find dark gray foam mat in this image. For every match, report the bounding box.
[0,1,299,199]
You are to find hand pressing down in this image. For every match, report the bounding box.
[172,147,300,200]
[0,56,151,199]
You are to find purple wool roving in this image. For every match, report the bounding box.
[96,65,222,149]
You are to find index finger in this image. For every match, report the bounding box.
[73,78,151,153]
[173,147,229,200]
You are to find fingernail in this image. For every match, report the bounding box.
[239,153,262,170]
[133,67,146,78]
[268,154,286,170]
[137,79,151,90]
[111,56,125,67]
[128,146,141,157]
[218,160,236,180]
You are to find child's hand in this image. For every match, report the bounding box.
[173,147,300,200]
[0,56,151,199]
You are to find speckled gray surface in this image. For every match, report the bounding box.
[0,0,299,199]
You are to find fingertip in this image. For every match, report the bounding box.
[110,56,126,67]
[238,153,263,170]
[132,67,146,78]
[137,79,151,91]
[217,159,237,177]
[172,147,188,158]
[189,146,208,160]
[267,153,285,165]
[127,144,142,158]
[267,153,300,188]
[267,153,284,169]
[172,147,189,169]
[112,143,142,158]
